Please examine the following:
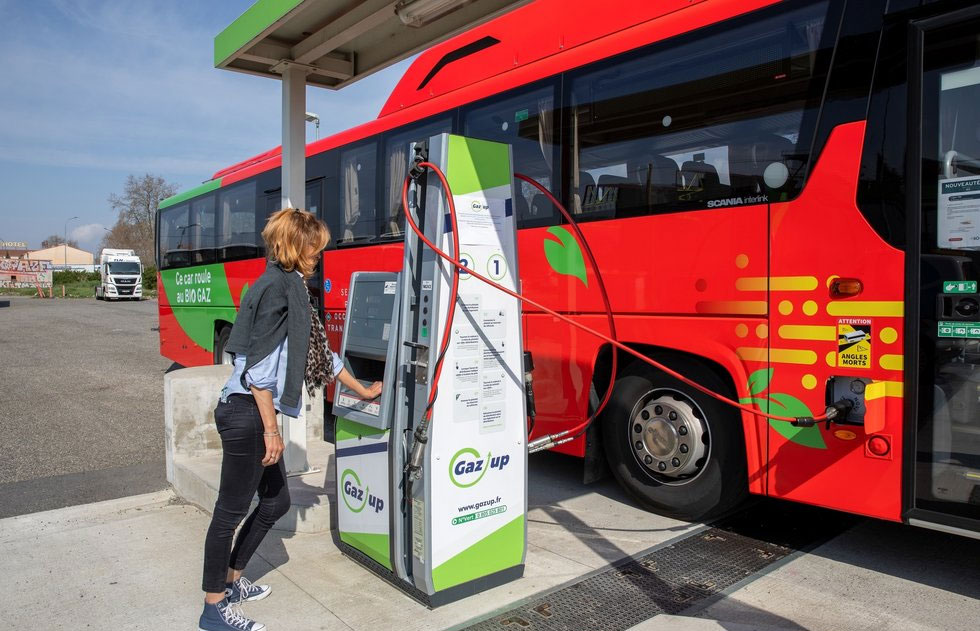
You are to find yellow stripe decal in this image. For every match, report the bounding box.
[825,301,904,317]
[778,325,837,341]
[696,301,768,315]
[736,347,767,362]
[865,381,904,400]
[879,354,904,371]
[736,347,817,365]
[735,276,819,292]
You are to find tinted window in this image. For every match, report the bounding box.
[567,0,834,220]
[190,195,216,264]
[159,197,216,268]
[463,83,559,228]
[339,141,378,244]
[382,118,453,240]
[218,181,259,260]
[159,202,189,269]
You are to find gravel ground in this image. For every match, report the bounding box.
[0,296,172,515]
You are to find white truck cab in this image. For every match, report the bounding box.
[96,249,143,301]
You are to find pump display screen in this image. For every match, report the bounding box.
[346,279,397,358]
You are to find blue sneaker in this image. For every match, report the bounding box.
[198,600,266,631]
[226,576,272,603]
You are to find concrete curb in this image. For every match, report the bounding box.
[0,489,176,544]
[173,440,335,533]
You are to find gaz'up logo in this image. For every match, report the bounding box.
[341,469,384,514]
[449,447,510,488]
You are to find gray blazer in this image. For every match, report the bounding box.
[225,261,311,409]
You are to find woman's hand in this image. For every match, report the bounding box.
[336,367,382,400]
[250,386,283,467]
[262,433,284,466]
[359,381,383,400]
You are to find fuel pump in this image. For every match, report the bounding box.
[333,133,527,606]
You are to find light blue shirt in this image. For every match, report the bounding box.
[221,337,343,418]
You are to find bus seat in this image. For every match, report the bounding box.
[678,159,722,199]
[596,174,640,213]
[530,193,552,219]
[574,171,596,213]
[629,155,678,204]
[732,135,794,194]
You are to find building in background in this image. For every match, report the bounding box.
[0,241,30,259]
[26,245,95,271]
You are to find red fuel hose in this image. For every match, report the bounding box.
[400,163,828,452]
[514,173,617,443]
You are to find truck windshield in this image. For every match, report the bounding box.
[108,262,141,275]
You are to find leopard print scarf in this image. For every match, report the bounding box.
[305,292,334,396]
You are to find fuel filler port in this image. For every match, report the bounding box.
[825,376,873,425]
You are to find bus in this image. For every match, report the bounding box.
[157,0,980,536]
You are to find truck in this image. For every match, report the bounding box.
[95,249,143,301]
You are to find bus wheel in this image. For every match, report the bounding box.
[214,326,233,365]
[602,358,747,521]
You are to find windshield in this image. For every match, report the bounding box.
[107,261,141,275]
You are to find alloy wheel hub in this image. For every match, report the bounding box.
[630,394,707,479]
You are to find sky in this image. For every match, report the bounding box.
[0,0,411,255]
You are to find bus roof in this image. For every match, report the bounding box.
[187,0,775,192]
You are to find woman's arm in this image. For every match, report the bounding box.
[336,367,382,399]
[250,386,284,466]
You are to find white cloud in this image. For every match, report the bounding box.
[71,222,105,242]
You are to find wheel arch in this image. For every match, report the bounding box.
[589,340,764,496]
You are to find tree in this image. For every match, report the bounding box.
[40,235,79,249]
[106,174,178,263]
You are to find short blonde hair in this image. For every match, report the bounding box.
[262,208,330,278]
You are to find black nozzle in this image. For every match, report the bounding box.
[409,141,429,180]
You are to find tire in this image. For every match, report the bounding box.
[214,326,233,365]
[602,356,747,521]
[95,287,103,300]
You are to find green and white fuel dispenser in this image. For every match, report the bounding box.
[333,134,527,606]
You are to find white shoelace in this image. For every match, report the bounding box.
[220,602,253,629]
[236,576,255,596]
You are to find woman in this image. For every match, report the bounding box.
[199,208,382,631]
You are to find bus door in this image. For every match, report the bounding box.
[908,5,980,535]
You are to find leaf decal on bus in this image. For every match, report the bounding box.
[747,367,773,395]
[543,226,588,287]
[765,393,826,449]
[740,370,827,449]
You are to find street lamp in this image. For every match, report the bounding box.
[305,112,320,141]
[64,216,78,270]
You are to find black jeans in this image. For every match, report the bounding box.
[202,394,290,593]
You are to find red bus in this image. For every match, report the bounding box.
[157,0,980,535]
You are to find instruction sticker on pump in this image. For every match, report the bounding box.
[457,195,509,237]
[837,318,872,369]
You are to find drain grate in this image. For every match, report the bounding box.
[457,501,858,631]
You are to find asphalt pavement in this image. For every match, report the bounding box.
[0,295,172,517]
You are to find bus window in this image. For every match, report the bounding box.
[567,0,834,220]
[218,181,259,261]
[382,118,452,241]
[339,141,378,245]
[159,202,189,269]
[189,195,216,265]
[463,83,559,228]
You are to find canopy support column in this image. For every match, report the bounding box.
[281,63,308,210]
[280,63,316,477]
